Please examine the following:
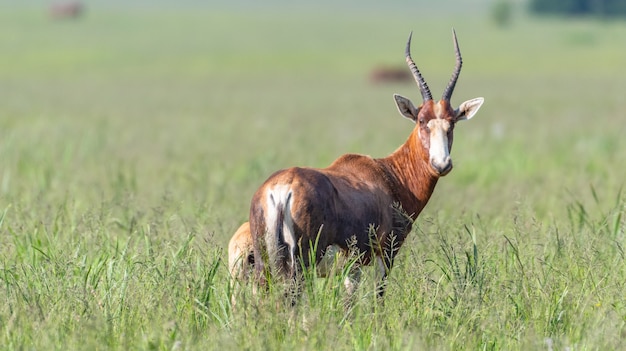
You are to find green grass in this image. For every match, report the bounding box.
[1,1,626,350]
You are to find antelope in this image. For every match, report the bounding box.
[369,66,412,84]
[249,30,484,301]
[49,1,84,20]
[228,222,255,282]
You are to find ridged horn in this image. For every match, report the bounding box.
[441,28,463,102]
[405,31,432,102]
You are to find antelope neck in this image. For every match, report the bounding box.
[377,131,439,220]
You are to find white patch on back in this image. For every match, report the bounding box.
[265,184,296,271]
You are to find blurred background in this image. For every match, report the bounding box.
[1,0,625,234]
[2,3,625,348]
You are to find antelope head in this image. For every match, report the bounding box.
[394,30,484,177]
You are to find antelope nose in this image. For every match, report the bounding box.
[431,157,453,176]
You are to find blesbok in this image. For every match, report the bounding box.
[249,30,484,300]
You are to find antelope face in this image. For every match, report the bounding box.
[393,29,484,177]
[425,103,454,175]
[394,97,484,177]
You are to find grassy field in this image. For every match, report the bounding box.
[1,1,625,350]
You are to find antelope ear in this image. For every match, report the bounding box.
[393,94,420,123]
[455,97,484,122]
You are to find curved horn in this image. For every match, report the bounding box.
[442,28,463,102]
[405,31,432,102]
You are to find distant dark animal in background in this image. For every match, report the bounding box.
[49,1,84,20]
[369,66,412,84]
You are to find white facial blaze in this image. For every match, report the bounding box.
[427,118,451,174]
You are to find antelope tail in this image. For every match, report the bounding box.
[265,187,296,278]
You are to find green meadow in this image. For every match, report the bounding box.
[1,1,625,349]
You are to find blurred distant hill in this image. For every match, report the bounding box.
[530,0,626,17]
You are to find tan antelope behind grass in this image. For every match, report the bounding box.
[249,30,484,302]
[228,222,255,283]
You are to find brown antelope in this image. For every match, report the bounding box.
[249,30,484,300]
[49,2,84,20]
[369,66,412,84]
